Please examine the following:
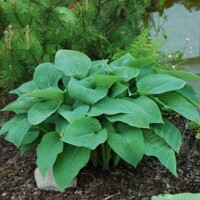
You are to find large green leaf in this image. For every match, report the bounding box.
[110,82,128,98]
[33,63,62,89]
[5,115,32,147]
[19,81,35,93]
[136,66,157,81]
[63,90,75,106]
[93,75,122,88]
[55,50,91,77]
[107,124,144,167]
[25,87,64,102]
[88,97,131,116]
[110,66,140,81]
[152,119,182,153]
[21,131,39,145]
[1,97,39,112]
[127,96,163,123]
[37,132,63,176]
[88,60,108,76]
[55,116,69,136]
[137,74,186,95]
[20,137,41,156]
[9,88,23,96]
[62,117,107,150]
[62,74,70,88]
[151,193,200,200]
[88,97,149,128]
[107,113,149,128]
[176,84,200,107]
[9,81,34,95]
[144,131,177,175]
[155,67,200,80]
[28,100,60,125]
[109,53,134,67]
[0,114,27,135]
[9,81,35,96]
[157,92,200,124]
[68,77,108,105]
[58,104,89,123]
[53,145,90,191]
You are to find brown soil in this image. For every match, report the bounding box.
[0,95,200,200]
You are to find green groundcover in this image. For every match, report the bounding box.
[151,193,200,200]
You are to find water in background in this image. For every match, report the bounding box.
[150,3,200,96]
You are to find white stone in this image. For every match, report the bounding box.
[34,168,77,192]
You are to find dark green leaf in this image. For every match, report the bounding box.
[28,100,60,125]
[63,117,107,150]
[37,132,63,176]
[157,92,200,124]
[19,81,35,93]
[93,75,122,88]
[155,68,200,80]
[58,104,89,123]
[137,74,186,95]
[21,131,39,145]
[109,53,134,67]
[53,145,90,191]
[33,63,62,89]
[68,77,108,105]
[107,112,149,128]
[107,124,144,167]
[6,116,32,147]
[127,96,163,123]
[110,82,128,98]
[136,66,157,81]
[0,114,27,136]
[152,119,182,153]
[88,97,131,116]
[25,87,64,102]
[144,131,177,176]
[1,97,39,112]
[176,84,200,107]
[55,50,91,77]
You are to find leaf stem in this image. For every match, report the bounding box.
[101,143,111,170]
[90,149,99,167]
[113,154,121,167]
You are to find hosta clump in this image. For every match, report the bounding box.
[1,50,200,191]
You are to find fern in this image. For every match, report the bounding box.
[114,29,163,59]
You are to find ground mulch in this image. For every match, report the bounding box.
[0,94,200,200]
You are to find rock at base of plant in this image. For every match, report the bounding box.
[34,168,77,192]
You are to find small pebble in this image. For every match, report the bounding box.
[2,192,7,197]
[74,190,83,195]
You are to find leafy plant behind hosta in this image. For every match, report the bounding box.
[1,50,200,191]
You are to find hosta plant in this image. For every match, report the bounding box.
[1,50,200,191]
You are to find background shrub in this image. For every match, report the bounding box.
[0,0,151,90]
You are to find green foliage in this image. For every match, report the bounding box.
[114,29,162,59]
[1,50,200,191]
[113,29,186,70]
[0,0,150,90]
[187,121,200,140]
[195,133,200,140]
[151,193,200,200]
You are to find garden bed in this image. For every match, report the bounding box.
[0,115,199,200]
